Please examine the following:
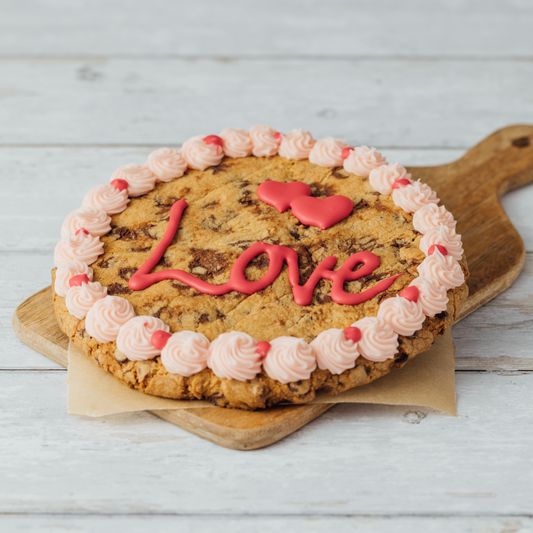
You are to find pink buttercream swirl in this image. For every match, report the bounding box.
[392,180,440,213]
[65,281,107,320]
[377,296,425,337]
[220,128,253,158]
[278,129,316,160]
[310,329,359,375]
[145,148,187,182]
[352,317,398,362]
[82,183,130,215]
[309,137,349,168]
[262,337,317,384]
[417,249,465,290]
[248,125,280,157]
[409,276,449,317]
[180,135,225,170]
[54,231,104,268]
[110,164,156,197]
[343,146,387,177]
[85,296,136,343]
[161,331,210,376]
[116,316,170,361]
[412,203,457,234]
[207,331,261,381]
[54,260,94,298]
[369,163,412,195]
[420,225,464,260]
[61,207,111,239]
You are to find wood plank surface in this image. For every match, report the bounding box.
[3,0,533,527]
[1,0,532,58]
[2,370,533,515]
[0,58,532,147]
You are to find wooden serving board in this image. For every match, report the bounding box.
[13,125,533,450]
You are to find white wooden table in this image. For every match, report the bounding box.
[2,2,533,531]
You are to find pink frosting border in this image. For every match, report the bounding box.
[55,128,465,382]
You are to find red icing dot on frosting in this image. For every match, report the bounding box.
[74,228,89,236]
[151,330,172,350]
[392,179,412,189]
[343,327,361,343]
[341,147,354,160]
[400,286,419,303]
[111,179,129,191]
[69,274,90,287]
[428,244,448,256]
[273,132,283,142]
[203,135,223,147]
[256,341,271,358]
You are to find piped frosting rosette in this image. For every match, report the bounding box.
[220,128,253,158]
[61,207,111,239]
[180,135,225,170]
[278,129,316,160]
[82,183,130,215]
[392,180,439,213]
[420,225,464,260]
[248,125,281,157]
[352,317,398,362]
[54,230,104,267]
[417,248,465,291]
[65,281,107,319]
[55,260,94,297]
[311,329,360,374]
[408,276,449,317]
[369,163,411,195]
[309,137,349,168]
[263,337,317,384]
[85,296,136,343]
[116,316,170,361]
[161,331,210,376]
[145,148,187,182]
[207,331,262,381]
[413,203,457,234]
[377,295,425,337]
[343,145,387,177]
[110,164,156,197]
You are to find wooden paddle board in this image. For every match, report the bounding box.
[13,125,533,450]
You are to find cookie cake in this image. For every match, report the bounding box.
[52,126,469,410]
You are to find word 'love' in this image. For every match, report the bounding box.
[128,200,401,306]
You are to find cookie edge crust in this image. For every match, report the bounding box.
[52,264,468,410]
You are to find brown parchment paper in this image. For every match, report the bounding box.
[67,330,456,417]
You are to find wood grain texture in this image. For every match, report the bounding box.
[1,0,532,58]
[1,58,532,147]
[12,125,533,449]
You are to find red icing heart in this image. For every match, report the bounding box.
[400,286,419,303]
[343,327,361,343]
[428,244,448,256]
[255,341,271,358]
[257,180,312,213]
[290,195,354,230]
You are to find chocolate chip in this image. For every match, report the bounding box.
[107,283,132,295]
[118,267,137,281]
[210,393,228,407]
[331,168,348,179]
[211,164,229,175]
[354,199,369,210]
[113,227,137,240]
[138,224,157,239]
[188,248,230,279]
[435,311,448,319]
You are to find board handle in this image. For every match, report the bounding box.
[409,125,533,320]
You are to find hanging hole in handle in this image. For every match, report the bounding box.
[512,136,530,148]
